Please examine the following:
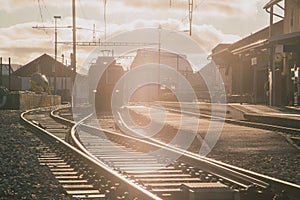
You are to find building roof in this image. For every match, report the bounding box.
[212,44,231,54]
[14,53,74,77]
[212,20,284,56]
[230,20,283,53]
[10,64,22,71]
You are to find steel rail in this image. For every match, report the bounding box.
[51,105,300,200]
[69,114,268,188]
[140,105,300,199]
[22,106,161,200]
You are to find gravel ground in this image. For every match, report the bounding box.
[127,108,300,185]
[0,110,72,200]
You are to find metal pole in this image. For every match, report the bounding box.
[269,6,275,106]
[54,16,61,95]
[239,54,243,98]
[72,0,77,106]
[188,0,193,36]
[104,0,107,41]
[8,57,11,91]
[93,24,96,42]
[0,57,2,86]
[271,46,276,105]
[72,0,76,75]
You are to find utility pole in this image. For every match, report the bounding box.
[0,57,2,86]
[188,0,193,36]
[269,5,275,106]
[8,57,11,91]
[93,24,96,42]
[54,16,61,94]
[72,0,76,76]
[72,0,77,106]
[104,0,107,41]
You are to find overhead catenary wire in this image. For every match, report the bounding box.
[41,0,51,18]
[37,0,45,23]
[37,0,49,35]
[159,0,208,44]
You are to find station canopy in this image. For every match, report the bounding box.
[264,0,283,9]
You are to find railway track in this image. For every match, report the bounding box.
[21,106,159,200]
[21,105,300,200]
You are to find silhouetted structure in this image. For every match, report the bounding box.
[0,58,21,91]
[130,48,207,101]
[88,56,124,112]
[212,0,300,106]
[14,54,73,101]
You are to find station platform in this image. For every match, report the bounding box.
[228,104,300,129]
[147,101,300,129]
[126,103,300,184]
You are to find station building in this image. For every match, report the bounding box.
[211,0,300,105]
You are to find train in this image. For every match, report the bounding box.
[88,56,124,114]
[89,49,213,114]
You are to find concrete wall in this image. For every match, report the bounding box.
[0,92,61,110]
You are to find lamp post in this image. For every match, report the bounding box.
[54,16,61,95]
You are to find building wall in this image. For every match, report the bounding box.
[21,77,30,90]
[284,0,300,33]
[21,76,72,92]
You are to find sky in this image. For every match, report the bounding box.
[0,0,276,71]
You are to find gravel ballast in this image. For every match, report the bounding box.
[0,110,72,199]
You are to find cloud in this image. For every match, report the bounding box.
[0,22,53,64]
[0,0,71,12]
[0,16,101,64]
[0,16,240,68]
[103,19,240,53]
[117,0,265,18]
[0,0,33,12]
[192,24,239,52]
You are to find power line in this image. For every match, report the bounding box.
[167,0,207,35]
[41,0,51,18]
[194,0,207,10]
[37,0,45,23]
[58,41,158,47]
[37,0,50,35]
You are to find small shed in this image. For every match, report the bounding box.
[14,54,74,101]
